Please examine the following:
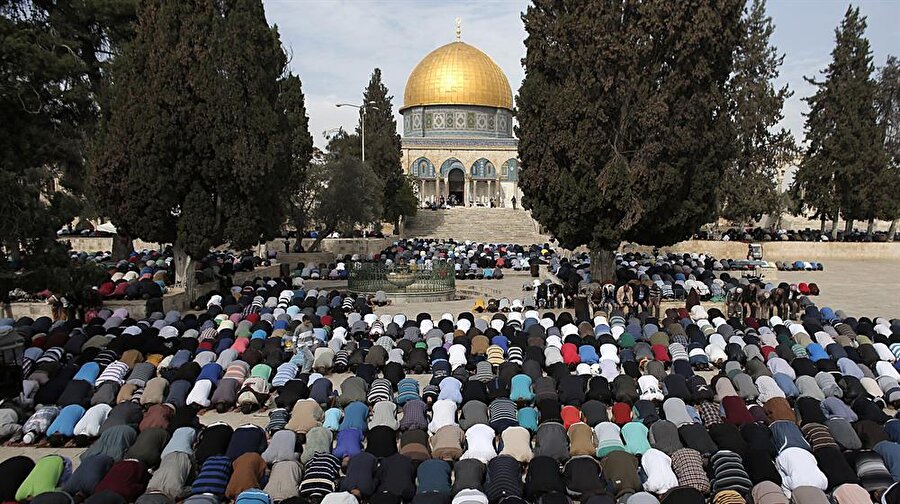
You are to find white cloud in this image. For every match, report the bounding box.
[265,0,899,149]
[265,0,528,148]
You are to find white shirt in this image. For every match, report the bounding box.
[429,400,458,434]
[73,404,112,437]
[641,448,679,494]
[776,447,828,491]
[460,423,497,463]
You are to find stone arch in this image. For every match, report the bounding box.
[411,157,436,179]
[501,158,519,181]
[440,158,466,178]
[470,158,496,179]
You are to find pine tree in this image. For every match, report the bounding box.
[357,68,411,228]
[876,56,900,239]
[516,0,743,281]
[791,7,884,238]
[720,0,797,229]
[91,0,290,297]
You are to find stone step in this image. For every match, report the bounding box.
[404,207,551,244]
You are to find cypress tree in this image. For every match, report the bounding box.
[791,7,884,238]
[279,73,315,233]
[357,68,413,229]
[91,0,290,297]
[516,0,743,281]
[720,0,796,229]
[875,56,900,239]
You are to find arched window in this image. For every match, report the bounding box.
[470,158,495,179]
[411,157,435,179]
[501,159,518,181]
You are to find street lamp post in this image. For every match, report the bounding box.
[336,101,378,163]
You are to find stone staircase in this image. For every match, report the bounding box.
[403,207,551,244]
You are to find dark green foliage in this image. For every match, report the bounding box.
[0,0,135,264]
[314,143,384,242]
[279,73,315,233]
[720,0,797,226]
[91,0,290,265]
[517,0,743,265]
[356,68,412,226]
[791,7,885,231]
[875,56,900,224]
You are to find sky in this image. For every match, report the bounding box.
[264,0,900,149]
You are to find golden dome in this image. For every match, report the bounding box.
[402,41,513,111]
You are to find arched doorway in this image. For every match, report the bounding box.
[447,168,465,205]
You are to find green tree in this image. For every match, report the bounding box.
[516,0,743,281]
[91,0,290,298]
[875,56,900,239]
[310,146,384,251]
[791,7,885,238]
[279,73,315,234]
[0,1,135,267]
[356,68,410,229]
[720,0,797,229]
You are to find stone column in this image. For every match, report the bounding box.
[419,179,424,203]
[488,180,493,206]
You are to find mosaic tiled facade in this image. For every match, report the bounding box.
[400,39,520,207]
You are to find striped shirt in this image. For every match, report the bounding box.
[486,346,506,366]
[96,361,129,386]
[709,450,751,495]
[488,399,518,430]
[299,452,341,499]
[191,455,232,496]
[271,363,298,387]
[484,455,522,502]
[367,379,393,404]
[266,408,290,433]
[507,347,523,366]
[396,378,420,405]
[801,423,838,451]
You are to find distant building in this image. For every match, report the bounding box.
[400,25,519,207]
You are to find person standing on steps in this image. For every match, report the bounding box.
[511,195,517,210]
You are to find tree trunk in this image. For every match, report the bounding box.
[589,248,617,284]
[830,219,839,240]
[889,219,898,242]
[844,219,854,235]
[308,224,335,252]
[866,217,876,237]
[111,232,133,261]
[173,245,196,302]
[819,218,826,235]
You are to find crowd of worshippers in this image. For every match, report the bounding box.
[372,240,556,279]
[706,226,899,243]
[1,277,900,504]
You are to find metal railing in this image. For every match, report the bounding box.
[348,262,455,294]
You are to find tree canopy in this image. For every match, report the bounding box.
[90,0,290,291]
[279,73,315,233]
[719,0,796,227]
[790,7,885,236]
[309,133,384,250]
[516,0,743,279]
[0,0,135,266]
[875,56,900,236]
[356,68,415,227]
